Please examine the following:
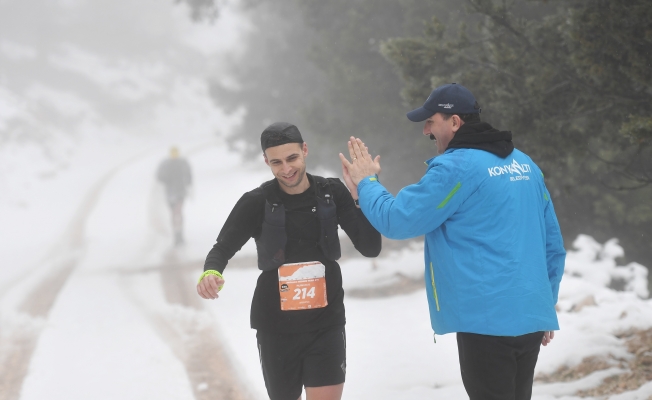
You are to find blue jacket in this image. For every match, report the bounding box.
[357,147,565,336]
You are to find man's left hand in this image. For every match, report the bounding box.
[541,331,554,346]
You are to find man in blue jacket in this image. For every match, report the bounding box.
[339,83,566,400]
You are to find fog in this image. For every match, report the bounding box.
[0,0,247,280]
[0,0,255,398]
[200,0,652,274]
[1,0,651,399]
[3,0,650,268]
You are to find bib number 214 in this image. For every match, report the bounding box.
[278,261,328,311]
[294,286,316,300]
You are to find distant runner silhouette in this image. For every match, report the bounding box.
[156,146,192,245]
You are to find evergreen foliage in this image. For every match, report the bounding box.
[209,0,457,190]
[381,0,652,265]
[190,0,652,268]
[176,0,219,21]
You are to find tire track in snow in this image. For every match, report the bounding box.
[0,151,151,400]
[135,142,254,400]
[0,140,254,399]
[112,252,256,400]
[155,250,253,400]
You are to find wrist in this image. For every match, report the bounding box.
[198,270,224,289]
[358,173,378,183]
[357,173,380,194]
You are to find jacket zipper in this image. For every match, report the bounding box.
[429,262,440,311]
[430,262,440,343]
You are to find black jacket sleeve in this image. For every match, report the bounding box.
[203,189,264,273]
[330,178,382,257]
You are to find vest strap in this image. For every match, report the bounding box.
[254,174,341,271]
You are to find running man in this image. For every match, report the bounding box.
[197,122,382,400]
[156,146,192,245]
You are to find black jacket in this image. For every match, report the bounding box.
[204,174,381,333]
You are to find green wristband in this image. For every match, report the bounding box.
[198,270,225,290]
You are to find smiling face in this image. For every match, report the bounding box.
[423,113,463,154]
[264,142,309,194]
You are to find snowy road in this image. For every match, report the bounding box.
[1,144,261,400]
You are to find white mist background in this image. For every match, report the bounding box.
[1,1,652,399]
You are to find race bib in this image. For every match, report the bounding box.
[278,261,328,311]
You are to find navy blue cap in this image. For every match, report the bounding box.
[406,83,481,122]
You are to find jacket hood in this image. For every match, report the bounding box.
[447,121,514,158]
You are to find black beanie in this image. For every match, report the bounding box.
[260,122,304,152]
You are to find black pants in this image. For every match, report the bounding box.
[457,331,544,400]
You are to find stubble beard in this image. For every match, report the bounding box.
[277,163,307,189]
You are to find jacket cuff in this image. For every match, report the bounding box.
[357,174,379,193]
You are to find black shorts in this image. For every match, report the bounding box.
[256,325,346,400]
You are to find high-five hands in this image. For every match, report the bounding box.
[339,137,381,195]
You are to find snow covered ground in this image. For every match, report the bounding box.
[1,0,652,399]
[2,134,651,399]
[206,193,652,399]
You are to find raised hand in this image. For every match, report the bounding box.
[339,137,381,187]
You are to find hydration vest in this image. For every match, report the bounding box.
[254,175,342,271]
